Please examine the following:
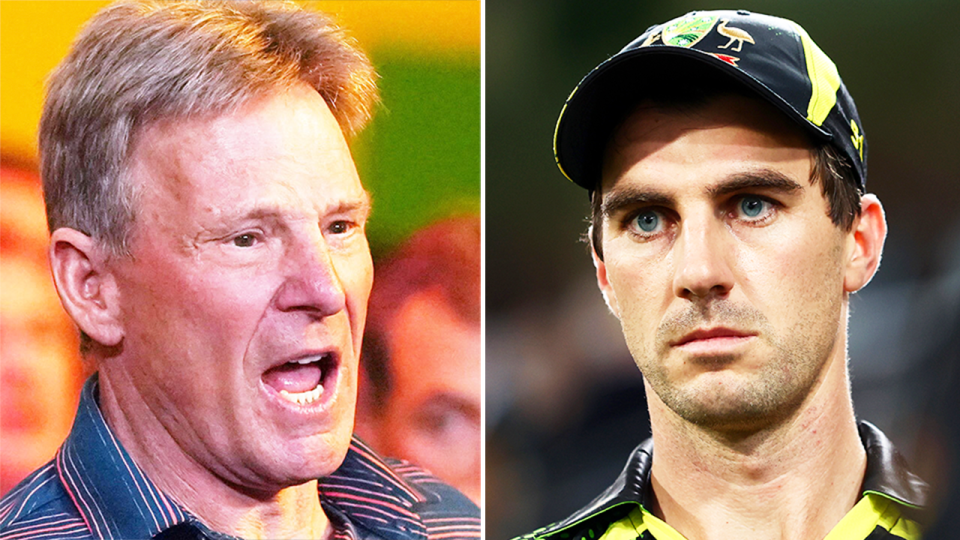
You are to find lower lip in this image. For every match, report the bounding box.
[674,335,755,355]
[259,365,340,416]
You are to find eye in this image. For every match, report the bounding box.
[232,233,258,247]
[328,220,353,235]
[631,209,665,234]
[735,196,775,221]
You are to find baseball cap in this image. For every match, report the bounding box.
[554,10,866,192]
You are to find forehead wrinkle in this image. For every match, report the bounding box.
[215,189,371,223]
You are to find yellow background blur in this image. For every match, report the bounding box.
[1,1,480,159]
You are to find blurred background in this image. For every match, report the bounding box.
[485,1,960,538]
[0,0,479,496]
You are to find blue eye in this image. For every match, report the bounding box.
[634,210,661,232]
[739,196,768,218]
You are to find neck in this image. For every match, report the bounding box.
[98,367,331,540]
[645,348,866,540]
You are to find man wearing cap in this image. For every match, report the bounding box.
[518,10,926,540]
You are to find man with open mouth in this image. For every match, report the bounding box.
[0,2,479,539]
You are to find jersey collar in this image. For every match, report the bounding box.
[530,420,927,540]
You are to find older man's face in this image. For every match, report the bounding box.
[111,84,372,489]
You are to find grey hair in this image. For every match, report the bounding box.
[40,0,379,256]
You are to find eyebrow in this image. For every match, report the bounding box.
[706,169,804,198]
[601,188,674,219]
[329,192,373,220]
[601,169,804,219]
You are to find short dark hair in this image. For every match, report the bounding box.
[362,216,480,409]
[587,87,861,261]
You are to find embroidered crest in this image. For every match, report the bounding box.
[716,19,755,52]
[660,14,719,47]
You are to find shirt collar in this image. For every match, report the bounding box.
[534,420,928,539]
[858,420,927,508]
[56,375,189,540]
[57,375,429,540]
[319,437,429,540]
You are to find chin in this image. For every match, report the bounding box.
[298,429,354,479]
[685,396,804,435]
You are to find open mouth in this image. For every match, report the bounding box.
[261,353,337,406]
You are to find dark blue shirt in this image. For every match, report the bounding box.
[0,376,480,540]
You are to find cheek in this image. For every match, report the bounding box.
[119,255,278,377]
[151,266,266,327]
[605,250,673,330]
[339,249,373,326]
[737,227,846,320]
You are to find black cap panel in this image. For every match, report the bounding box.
[554,10,866,192]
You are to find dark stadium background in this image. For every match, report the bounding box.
[484,1,960,537]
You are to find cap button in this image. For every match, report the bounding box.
[737,10,751,15]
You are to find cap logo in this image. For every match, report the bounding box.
[709,53,740,67]
[659,14,718,47]
[850,119,864,161]
[716,19,754,52]
[640,14,751,67]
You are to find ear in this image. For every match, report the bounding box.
[49,228,124,347]
[843,194,887,293]
[592,246,621,318]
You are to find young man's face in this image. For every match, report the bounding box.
[595,95,859,432]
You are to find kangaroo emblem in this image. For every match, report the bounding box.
[717,19,754,52]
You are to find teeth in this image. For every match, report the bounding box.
[278,385,323,405]
[295,357,319,365]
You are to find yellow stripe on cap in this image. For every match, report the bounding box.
[793,22,841,127]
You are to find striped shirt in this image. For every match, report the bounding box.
[517,422,927,540]
[0,377,480,540]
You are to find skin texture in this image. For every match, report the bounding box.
[365,289,481,503]
[594,95,886,539]
[49,84,372,539]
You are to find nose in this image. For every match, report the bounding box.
[274,233,346,317]
[672,215,735,300]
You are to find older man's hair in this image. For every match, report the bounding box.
[40,0,378,256]
[362,216,481,410]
